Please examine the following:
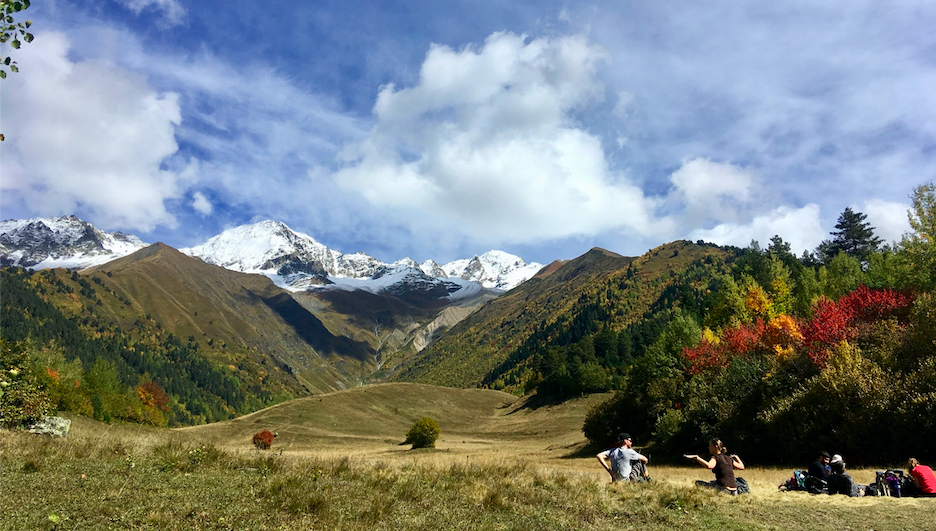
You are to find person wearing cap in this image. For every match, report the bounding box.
[827,456,867,497]
[907,458,936,497]
[596,432,649,483]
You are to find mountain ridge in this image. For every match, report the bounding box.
[0,216,544,295]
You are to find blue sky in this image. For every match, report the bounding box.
[2,0,933,265]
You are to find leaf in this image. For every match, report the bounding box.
[0,70,6,79]
[11,39,19,49]
[10,64,17,72]
[3,57,10,65]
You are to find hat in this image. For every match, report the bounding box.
[830,454,843,464]
[617,432,632,443]
[819,451,830,459]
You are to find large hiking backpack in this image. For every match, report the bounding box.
[876,469,904,497]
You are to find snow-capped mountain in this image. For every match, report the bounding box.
[427,250,545,291]
[0,217,543,295]
[0,216,147,269]
[182,220,542,293]
[180,220,378,284]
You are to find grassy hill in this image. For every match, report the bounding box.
[393,248,633,387]
[395,242,733,391]
[88,243,374,393]
[170,382,612,462]
[4,383,935,530]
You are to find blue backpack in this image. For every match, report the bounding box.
[779,470,809,491]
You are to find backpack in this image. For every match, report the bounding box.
[805,475,828,495]
[876,469,904,497]
[779,470,809,491]
[735,477,750,494]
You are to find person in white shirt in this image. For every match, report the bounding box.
[597,432,650,482]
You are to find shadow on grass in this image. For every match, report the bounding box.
[558,439,605,459]
[503,391,577,413]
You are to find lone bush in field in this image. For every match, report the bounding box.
[253,430,275,450]
[405,417,440,449]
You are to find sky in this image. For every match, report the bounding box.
[1,0,934,265]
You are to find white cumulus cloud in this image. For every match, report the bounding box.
[0,31,183,231]
[688,204,826,254]
[859,199,910,245]
[334,32,669,243]
[668,158,758,226]
[191,191,213,216]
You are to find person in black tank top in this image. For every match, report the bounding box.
[684,438,745,494]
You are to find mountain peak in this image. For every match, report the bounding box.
[2,216,544,294]
[0,215,147,269]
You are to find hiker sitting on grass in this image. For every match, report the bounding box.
[596,432,650,483]
[808,450,831,482]
[907,458,936,497]
[827,457,867,497]
[806,450,832,493]
[684,438,745,495]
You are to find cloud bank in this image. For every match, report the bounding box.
[3,0,929,263]
[1,32,184,231]
[335,32,670,243]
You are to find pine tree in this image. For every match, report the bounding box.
[821,207,883,264]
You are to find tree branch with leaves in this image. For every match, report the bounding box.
[1,0,33,80]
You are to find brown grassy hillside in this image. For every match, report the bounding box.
[86,243,373,393]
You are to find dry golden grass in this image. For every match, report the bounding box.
[4,384,935,530]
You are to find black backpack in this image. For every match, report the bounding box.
[806,475,828,495]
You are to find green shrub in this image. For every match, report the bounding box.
[405,417,440,449]
[0,340,54,428]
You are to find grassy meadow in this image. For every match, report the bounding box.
[2,383,934,530]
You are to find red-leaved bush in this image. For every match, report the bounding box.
[681,338,725,375]
[800,298,854,367]
[252,430,274,450]
[800,286,913,367]
[137,381,170,412]
[838,285,912,322]
[721,320,766,356]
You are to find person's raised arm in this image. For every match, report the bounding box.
[730,454,745,470]
[683,454,716,469]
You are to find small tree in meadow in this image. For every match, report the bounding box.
[405,417,440,449]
